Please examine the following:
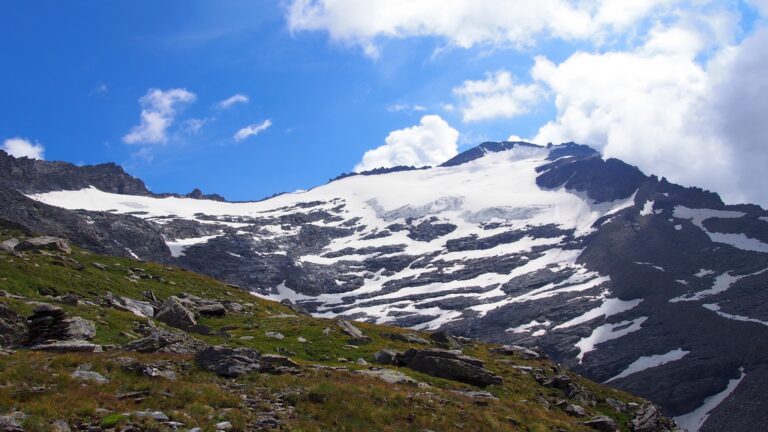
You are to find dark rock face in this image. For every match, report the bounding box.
[395,348,502,387]
[196,346,261,378]
[0,150,151,195]
[536,156,647,203]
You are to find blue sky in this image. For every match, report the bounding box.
[2,1,767,205]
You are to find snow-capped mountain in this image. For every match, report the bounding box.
[4,141,768,431]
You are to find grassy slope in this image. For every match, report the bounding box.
[0,228,644,431]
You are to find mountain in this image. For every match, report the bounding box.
[3,141,768,431]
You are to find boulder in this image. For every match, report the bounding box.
[538,374,593,403]
[382,332,431,345]
[0,303,25,348]
[395,348,502,387]
[265,331,284,340]
[155,297,197,331]
[556,400,587,417]
[71,368,110,384]
[582,416,618,432]
[491,345,540,359]
[196,345,261,378]
[16,236,71,253]
[429,331,461,349]
[50,420,72,432]
[336,320,371,345]
[103,292,155,318]
[260,354,301,374]
[25,304,96,345]
[280,299,311,316]
[175,293,226,317]
[114,357,176,380]
[123,329,206,354]
[0,415,24,432]
[0,238,19,252]
[30,340,103,352]
[356,368,421,385]
[373,349,399,365]
[631,404,677,432]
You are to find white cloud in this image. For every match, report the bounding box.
[387,103,427,113]
[123,88,196,145]
[286,0,678,57]
[453,70,543,122]
[1,137,45,160]
[530,17,768,205]
[216,94,249,110]
[234,120,272,141]
[354,114,459,172]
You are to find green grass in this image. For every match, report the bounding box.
[0,228,647,431]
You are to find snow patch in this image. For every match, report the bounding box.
[674,206,768,253]
[671,268,768,302]
[605,348,689,382]
[554,298,643,330]
[575,317,647,363]
[703,303,768,327]
[166,234,221,258]
[674,367,746,432]
[639,200,654,216]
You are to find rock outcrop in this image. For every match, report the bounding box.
[395,348,502,387]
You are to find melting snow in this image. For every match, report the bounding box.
[703,303,768,327]
[575,317,647,362]
[639,200,655,216]
[674,367,746,432]
[673,206,768,253]
[605,348,689,382]
[554,298,643,330]
[670,268,768,302]
[507,319,552,334]
[166,235,221,258]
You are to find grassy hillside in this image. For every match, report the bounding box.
[0,227,664,432]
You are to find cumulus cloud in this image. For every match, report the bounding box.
[123,88,196,145]
[530,15,768,205]
[286,0,675,57]
[234,120,272,141]
[216,94,249,110]
[1,137,45,160]
[354,114,459,172]
[453,70,543,122]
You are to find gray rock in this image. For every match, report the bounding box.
[103,292,155,318]
[63,317,96,341]
[155,297,197,331]
[50,419,72,432]
[16,236,71,253]
[0,415,24,432]
[429,331,461,349]
[336,320,371,345]
[382,332,431,345]
[123,329,206,354]
[30,340,103,352]
[265,331,284,340]
[132,411,170,422]
[373,349,399,365]
[0,238,19,252]
[214,421,232,431]
[491,345,540,359]
[196,345,261,378]
[395,348,502,387]
[556,400,587,417]
[72,369,109,384]
[355,368,421,385]
[582,416,618,432]
[631,404,674,432]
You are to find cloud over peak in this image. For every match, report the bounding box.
[354,114,459,172]
[123,88,196,145]
[1,137,45,160]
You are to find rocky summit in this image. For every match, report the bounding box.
[2,140,768,430]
